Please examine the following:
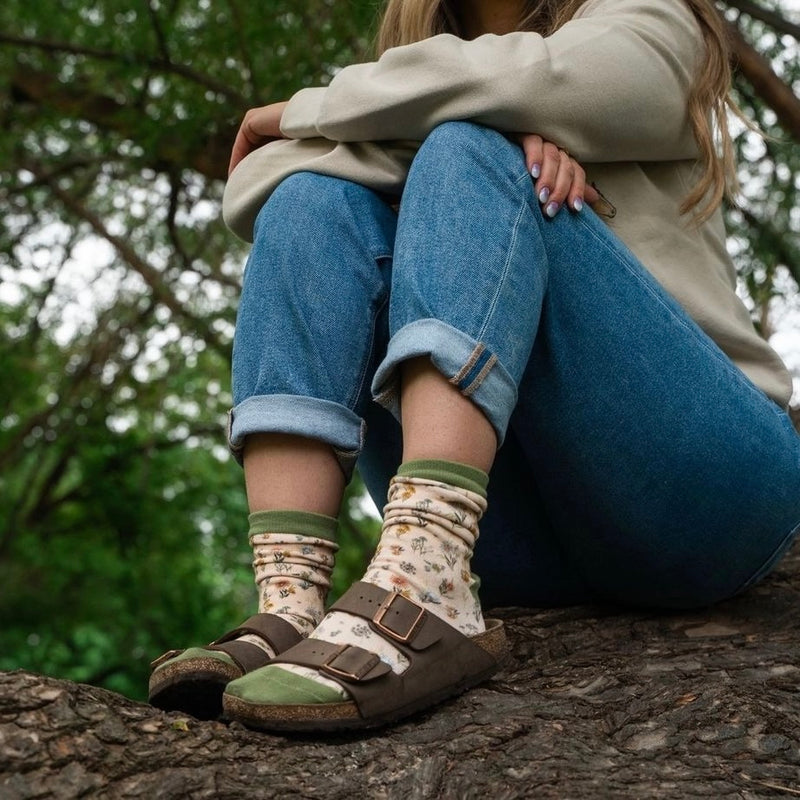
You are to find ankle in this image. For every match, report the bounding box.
[249,510,339,631]
[364,465,489,635]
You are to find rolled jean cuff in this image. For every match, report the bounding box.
[371,319,518,446]
[227,394,366,478]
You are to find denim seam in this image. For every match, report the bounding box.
[346,287,389,411]
[450,343,485,385]
[476,194,531,345]
[464,352,498,396]
[733,517,800,596]
[373,318,518,442]
[573,212,779,411]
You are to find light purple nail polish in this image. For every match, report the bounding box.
[545,201,559,218]
[538,187,550,204]
[573,197,584,212]
[531,163,541,179]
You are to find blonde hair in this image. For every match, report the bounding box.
[377,0,740,222]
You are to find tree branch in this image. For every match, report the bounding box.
[9,68,233,180]
[0,33,246,106]
[721,0,800,40]
[36,170,230,355]
[726,21,800,142]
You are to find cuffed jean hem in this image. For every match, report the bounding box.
[227,394,366,478]
[370,318,518,445]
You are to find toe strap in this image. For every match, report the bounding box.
[268,639,393,683]
[209,614,304,673]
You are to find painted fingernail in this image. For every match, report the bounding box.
[573,197,584,212]
[530,163,541,179]
[538,187,550,204]
[545,201,560,218]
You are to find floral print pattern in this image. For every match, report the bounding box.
[273,474,489,697]
[250,533,338,634]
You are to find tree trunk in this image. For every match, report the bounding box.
[3,542,800,799]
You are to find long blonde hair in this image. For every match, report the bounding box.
[377,0,739,222]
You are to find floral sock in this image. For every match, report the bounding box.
[247,460,488,702]
[236,510,338,658]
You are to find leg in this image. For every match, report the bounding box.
[373,121,800,610]
[222,123,578,729]
[509,203,800,608]
[150,173,398,716]
[230,171,397,497]
[243,434,343,517]
[400,356,496,471]
[228,169,396,624]
[357,121,596,608]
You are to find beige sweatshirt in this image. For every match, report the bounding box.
[223,0,792,407]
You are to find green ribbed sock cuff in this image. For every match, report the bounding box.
[398,459,489,498]
[248,510,338,542]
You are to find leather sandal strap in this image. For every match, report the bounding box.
[208,639,274,674]
[270,582,499,720]
[150,615,303,674]
[208,614,304,674]
[212,613,303,653]
[330,581,442,652]
[268,638,392,683]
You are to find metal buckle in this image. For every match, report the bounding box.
[372,592,425,644]
[320,644,377,682]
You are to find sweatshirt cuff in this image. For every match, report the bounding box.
[280,87,328,139]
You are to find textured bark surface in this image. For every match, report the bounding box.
[3,543,800,799]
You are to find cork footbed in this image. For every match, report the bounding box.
[221,619,508,732]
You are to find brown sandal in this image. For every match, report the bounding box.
[148,613,303,719]
[221,582,508,731]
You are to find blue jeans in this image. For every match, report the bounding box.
[231,122,800,611]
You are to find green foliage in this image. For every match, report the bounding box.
[722,3,800,334]
[0,0,381,702]
[0,0,796,702]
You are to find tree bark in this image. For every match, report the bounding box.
[3,542,800,798]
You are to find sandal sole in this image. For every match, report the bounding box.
[149,658,240,720]
[222,620,508,732]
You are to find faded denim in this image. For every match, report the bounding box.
[231,121,800,610]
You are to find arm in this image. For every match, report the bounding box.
[222,137,417,242]
[280,0,702,163]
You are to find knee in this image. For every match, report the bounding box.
[254,172,355,239]
[414,122,524,175]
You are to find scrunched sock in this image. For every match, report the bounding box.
[240,460,489,703]
[236,510,338,659]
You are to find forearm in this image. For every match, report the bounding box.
[223,137,416,242]
[281,0,701,163]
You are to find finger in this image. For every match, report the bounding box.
[228,111,264,175]
[566,161,587,212]
[535,141,561,207]
[544,151,575,217]
[585,182,601,205]
[228,128,253,175]
[519,134,544,178]
[228,106,284,175]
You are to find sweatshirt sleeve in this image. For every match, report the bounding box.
[222,137,417,242]
[280,0,702,163]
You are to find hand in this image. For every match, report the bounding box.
[228,101,289,175]
[517,134,599,218]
